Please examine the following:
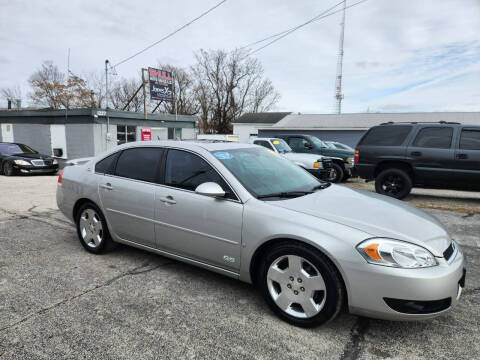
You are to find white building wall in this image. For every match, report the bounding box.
[1,123,14,142]
[181,128,195,140]
[233,123,274,143]
[50,124,67,158]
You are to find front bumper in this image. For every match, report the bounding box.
[15,164,58,174]
[307,168,333,181]
[345,245,466,321]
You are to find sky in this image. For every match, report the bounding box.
[0,0,479,114]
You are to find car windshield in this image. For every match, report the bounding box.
[308,136,327,148]
[212,147,324,199]
[0,143,38,155]
[271,139,292,153]
[325,142,337,149]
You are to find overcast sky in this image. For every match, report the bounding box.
[1,0,479,113]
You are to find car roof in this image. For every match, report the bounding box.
[117,140,256,152]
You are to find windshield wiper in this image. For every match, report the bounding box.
[257,191,313,199]
[312,183,331,191]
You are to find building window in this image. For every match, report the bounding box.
[168,128,182,140]
[117,125,137,145]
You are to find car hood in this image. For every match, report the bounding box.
[9,153,52,160]
[270,185,450,256]
[283,152,324,162]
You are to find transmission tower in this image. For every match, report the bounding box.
[334,0,346,114]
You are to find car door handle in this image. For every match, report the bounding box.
[411,151,422,157]
[100,183,113,190]
[159,196,176,205]
[456,153,468,159]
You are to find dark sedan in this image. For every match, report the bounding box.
[0,142,59,176]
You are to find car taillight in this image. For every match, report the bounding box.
[58,168,64,184]
[354,149,359,164]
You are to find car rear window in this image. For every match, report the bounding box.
[359,125,412,146]
[412,127,453,149]
[459,129,480,150]
[114,147,162,182]
[95,152,119,174]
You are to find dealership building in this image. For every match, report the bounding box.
[0,108,197,161]
[233,112,480,147]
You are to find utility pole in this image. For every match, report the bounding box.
[142,68,148,120]
[334,0,346,114]
[105,59,111,146]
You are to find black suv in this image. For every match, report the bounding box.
[355,122,480,199]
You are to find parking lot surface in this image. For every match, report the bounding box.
[0,175,479,359]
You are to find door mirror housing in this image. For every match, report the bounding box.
[195,182,226,198]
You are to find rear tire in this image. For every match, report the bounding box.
[258,242,345,328]
[328,163,344,183]
[375,168,412,199]
[75,202,115,254]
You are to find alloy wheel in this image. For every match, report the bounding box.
[267,255,327,318]
[381,174,404,196]
[79,208,104,248]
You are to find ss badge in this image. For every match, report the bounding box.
[223,255,236,263]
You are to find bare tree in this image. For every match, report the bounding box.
[109,77,144,112]
[154,64,199,116]
[28,61,67,109]
[1,85,23,108]
[192,48,280,133]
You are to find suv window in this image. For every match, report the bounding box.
[165,149,236,200]
[115,147,162,182]
[412,127,453,149]
[253,140,274,151]
[95,152,119,174]
[459,129,480,150]
[288,137,311,151]
[360,125,412,146]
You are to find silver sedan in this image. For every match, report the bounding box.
[57,141,466,327]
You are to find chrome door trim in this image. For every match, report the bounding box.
[107,207,240,245]
[114,236,240,279]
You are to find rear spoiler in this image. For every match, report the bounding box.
[65,157,93,166]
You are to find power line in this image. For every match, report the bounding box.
[247,0,369,56]
[241,0,345,50]
[113,0,229,68]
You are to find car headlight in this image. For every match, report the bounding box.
[13,159,30,166]
[313,161,323,169]
[52,159,58,165]
[356,238,438,268]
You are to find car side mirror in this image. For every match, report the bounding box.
[195,182,226,198]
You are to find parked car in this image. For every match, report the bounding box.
[250,137,334,181]
[0,142,58,176]
[57,141,465,327]
[275,134,355,182]
[355,122,480,199]
[325,141,355,152]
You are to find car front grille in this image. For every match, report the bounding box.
[31,160,45,166]
[322,159,333,170]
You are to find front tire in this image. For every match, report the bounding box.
[3,162,15,176]
[375,168,412,199]
[76,202,114,254]
[258,242,345,327]
[328,163,344,183]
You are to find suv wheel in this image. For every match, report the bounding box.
[375,168,412,199]
[258,242,344,327]
[328,163,344,183]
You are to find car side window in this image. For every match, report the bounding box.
[288,137,310,152]
[412,127,453,149]
[95,152,119,175]
[360,126,412,146]
[164,149,236,200]
[114,147,162,182]
[254,140,274,151]
[459,129,480,150]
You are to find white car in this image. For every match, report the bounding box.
[250,138,334,181]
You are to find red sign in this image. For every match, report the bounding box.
[141,127,152,141]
